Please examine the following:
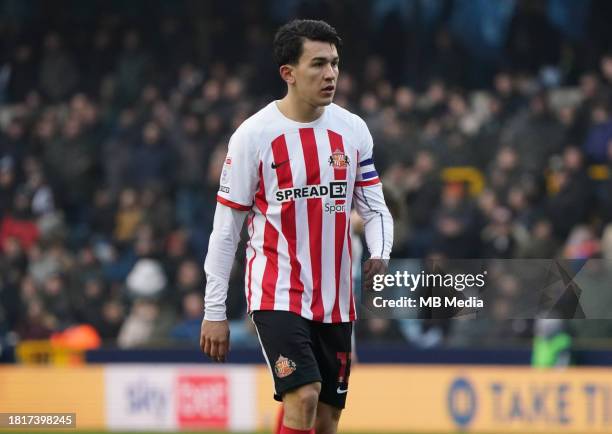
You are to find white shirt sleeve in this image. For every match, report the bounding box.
[216,125,260,211]
[352,114,393,259]
[203,203,248,321]
[204,123,259,321]
[354,183,393,259]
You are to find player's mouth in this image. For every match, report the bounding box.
[321,85,335,95]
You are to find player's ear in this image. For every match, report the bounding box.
[279,64,295,85]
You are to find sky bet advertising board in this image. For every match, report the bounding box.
[331,366,612,433]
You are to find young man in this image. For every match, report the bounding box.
[200,19,393,434]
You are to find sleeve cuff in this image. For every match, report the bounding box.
[216,195,251,211]
[204,310,227,321]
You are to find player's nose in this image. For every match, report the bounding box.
[323,63,336,79]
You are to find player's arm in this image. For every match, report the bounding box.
[353,116,393,289]
[200,125,259,362]
[201,203,247,362]
[354,182,393,288]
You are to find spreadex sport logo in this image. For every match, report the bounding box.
[275,181,347,203]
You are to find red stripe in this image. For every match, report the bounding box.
[355,178,381,187]
[216,195,251,211]
[347,224,355,321]
[271,135,305,315]
[246,212,256,312]
[299,128,324,321]
[328,130,347,323]
[255,162,278,310]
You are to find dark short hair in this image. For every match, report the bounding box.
[273,19,341,66]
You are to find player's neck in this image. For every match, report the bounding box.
[277,95,325,123]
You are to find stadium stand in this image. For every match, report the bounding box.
[1,0,612,359]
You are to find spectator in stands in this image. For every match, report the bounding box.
[117,298,160,348]
[583,101,612,163]
[113,188,143,244]
[39,33,79,102]
[1,119,27,168]
[130,122,173,188]
[0,157,16,218]
[98,299,125,341]
[115,30,152,107]
[431,183,480,258]
[547,148,594,239]
[7,44,37,102]
[487,146,521,200]
[16,298,56,340]
[481,206,517,258]
[600,140,612,223]
[493,71,524,119]
[41,273,73,329]
[170,291,204,344]
[73,277,106,331]
[501,92,565,172]
[515,218,560,258]
[357,319,406,343]
[0,189,39,252]
[403,151,441,256]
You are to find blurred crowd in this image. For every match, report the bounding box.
[2,1,612,351]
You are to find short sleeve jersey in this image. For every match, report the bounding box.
[217,102,381,323]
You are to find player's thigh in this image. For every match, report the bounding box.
[315,400,342,434]
[311,320,353,409]
[251,310,322,400]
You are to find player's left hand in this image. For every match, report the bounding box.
[363,258,388,291]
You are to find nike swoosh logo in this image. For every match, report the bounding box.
[271,159,290,169]
[337,387,348,394]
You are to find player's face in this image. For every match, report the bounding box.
[293,39,339,107]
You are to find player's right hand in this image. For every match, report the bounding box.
[200,319,230,363]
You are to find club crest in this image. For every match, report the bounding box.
[274,354,297,378]
[328,149,350,168]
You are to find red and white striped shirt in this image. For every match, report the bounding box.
[205,102,392,323]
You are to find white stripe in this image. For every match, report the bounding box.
[339,225,351,322]
[243,212,255,310]
[314,127,337,322]
[285,131,314,319]
[248,212,266,310]
[273,140,292,312]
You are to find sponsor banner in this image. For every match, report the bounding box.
[176,374,228,429]
[105,365,256,432]
[0,366,105,429]
[105,366,176,431]
[256,365,612,433]
[175,366,255,431]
